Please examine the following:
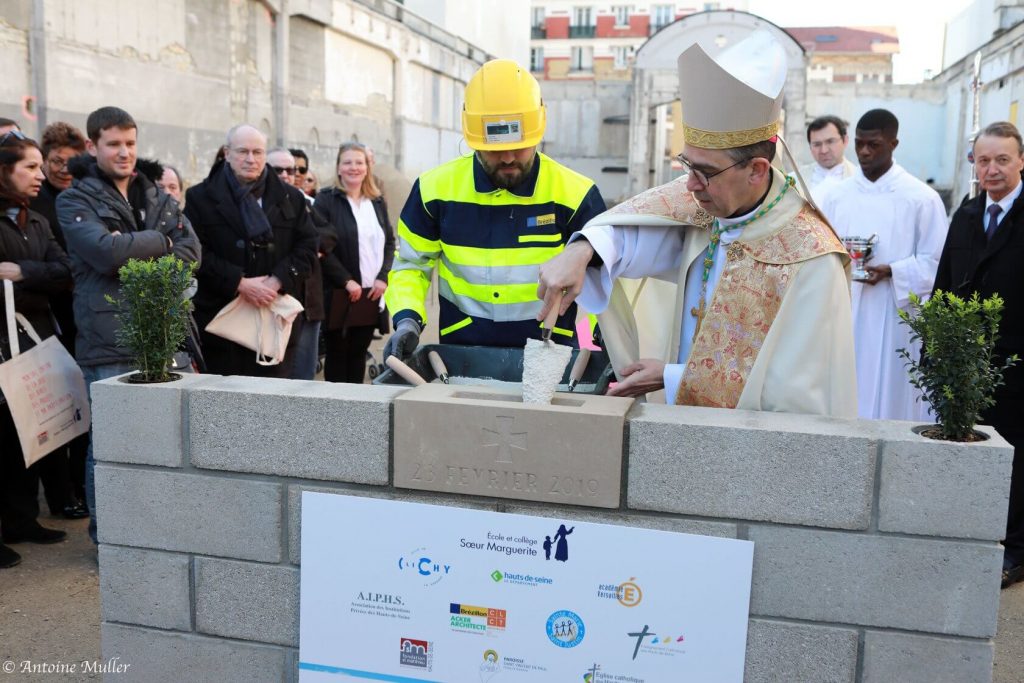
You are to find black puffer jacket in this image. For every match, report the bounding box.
[0,207,72,361]
[56,155,201,366]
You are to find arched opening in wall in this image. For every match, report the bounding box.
[309,127,321,151]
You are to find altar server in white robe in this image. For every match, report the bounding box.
[536,31,857,418]
[820,108,948,421]
[800,115,857,205]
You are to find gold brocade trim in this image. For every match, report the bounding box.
[746,208,848,265]
[603,175,706,225]
[675,257,797,408]
[682,121,780,150]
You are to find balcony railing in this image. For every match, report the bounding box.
[531,26,546,39]
[568,25,596,38]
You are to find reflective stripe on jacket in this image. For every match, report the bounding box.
[385,153,605,347]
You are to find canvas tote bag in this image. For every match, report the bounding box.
[0,280,91,467]
[204,293,304,366]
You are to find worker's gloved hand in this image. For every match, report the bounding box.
[383,318,421,361]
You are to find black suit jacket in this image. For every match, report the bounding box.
[184,165,318,328]
[934,183,1024,431]
[313,188,395,289]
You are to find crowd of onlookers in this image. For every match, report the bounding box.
[0,108,396,568]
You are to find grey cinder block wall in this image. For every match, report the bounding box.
[92,374,1012,683]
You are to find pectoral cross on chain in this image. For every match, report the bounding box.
[690,298,707,343]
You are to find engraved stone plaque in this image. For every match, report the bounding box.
[393,384,634,508]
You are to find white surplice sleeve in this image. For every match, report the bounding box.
[738,252,858,418]
[571,224,685,315]
[888,191,949,309]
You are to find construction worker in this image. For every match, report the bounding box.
[383,59,606,360]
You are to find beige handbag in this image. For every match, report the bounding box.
[204,293,304,366]
[0,280,91,466]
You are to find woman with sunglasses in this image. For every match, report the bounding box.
[0,131,73,568]
[314,142,395,382]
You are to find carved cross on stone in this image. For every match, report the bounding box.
[481,415,528,464]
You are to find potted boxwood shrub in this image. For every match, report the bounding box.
[898,290,1018,442]
[107,256,197,383]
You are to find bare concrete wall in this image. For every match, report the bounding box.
[540,79,632,204]
[0,0,488,205]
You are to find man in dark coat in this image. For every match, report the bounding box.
[184,125,318,378]
[933,121,1024,587]
[57,106,201,543]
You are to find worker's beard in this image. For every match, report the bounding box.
[478,152,536,190]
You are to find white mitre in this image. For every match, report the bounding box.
[677,30,787,149]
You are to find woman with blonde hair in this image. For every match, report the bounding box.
[313,142,395,382]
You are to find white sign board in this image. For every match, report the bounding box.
[299,493,754,682]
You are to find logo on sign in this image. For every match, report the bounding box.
[597,578,642,607]
[546,610,585,648]
[543,524,575,563]
[626,624,686,660]
[356,591,403,605]
[398,638,433,671]
[397,548,451,586]
[583,662,647,683]
[491,569,554,588]
[480,649,501,682]
[450,603,507,634]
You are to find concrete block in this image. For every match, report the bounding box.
[749,525,1002,638]
[195,557,299,647]
[627,404,876,529]
[878,423,1013,540]
[99,545,191,631]
[394,384,634,508]
[96,465,282,562]
[744,619,858,683]
[286,484,495,565]
[101,623,291,683]
[862,630,994,683]
[189,376,403,484]
[500,505,739,539]
[92,372,220,467]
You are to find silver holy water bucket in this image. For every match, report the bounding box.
[842,234,878,281]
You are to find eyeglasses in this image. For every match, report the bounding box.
[0,130,27,147]
[48,156,70,171]
[676,154,750,187]
[294,166,308,175]
[271,165,296,176]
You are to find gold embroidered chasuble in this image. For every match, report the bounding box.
[584,169,856,416]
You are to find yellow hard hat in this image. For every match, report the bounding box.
[462,59,546,151]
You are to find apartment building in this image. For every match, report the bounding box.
[788,26,899,84]
[529,2,749,80]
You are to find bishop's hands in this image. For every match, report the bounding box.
[607,359,666,398]
[536,240,593,324]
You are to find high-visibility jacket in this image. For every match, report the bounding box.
[386,153,606,347]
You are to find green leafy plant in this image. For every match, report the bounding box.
[106,256,197,382]
[898,290,1018,441]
